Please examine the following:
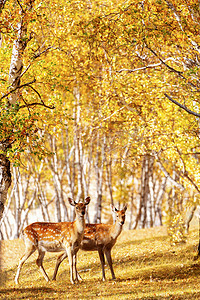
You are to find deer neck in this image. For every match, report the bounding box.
[75,216,85,234]
[110,221,123,240]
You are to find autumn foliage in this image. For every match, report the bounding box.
[1,0,200,240]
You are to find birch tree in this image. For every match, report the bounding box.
[0,0,31,218]
[0,0,55,219]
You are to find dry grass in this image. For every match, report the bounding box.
[1,225,200,299]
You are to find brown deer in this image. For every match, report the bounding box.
[52,203,127,281]
[15,197,90,284]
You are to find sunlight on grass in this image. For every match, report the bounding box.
[1,225,200,299]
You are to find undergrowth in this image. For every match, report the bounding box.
[1,225,200,299]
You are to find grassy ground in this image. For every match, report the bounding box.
[1,225,200,299]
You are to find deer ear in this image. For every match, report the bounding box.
[68,198,76,206]
[123,204,128,211]
[111,204,118,213]
[84,196,90,205]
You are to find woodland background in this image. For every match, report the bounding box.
[1,0,200,242]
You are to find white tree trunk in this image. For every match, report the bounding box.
[8,7,30,104]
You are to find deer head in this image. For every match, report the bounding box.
[68,197,90,218]
[111,204,127,225]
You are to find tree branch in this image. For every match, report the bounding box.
[19,102,54,110]
[176,147,200,194]
[0,79,36,100]
[0,0,7,13]
[154,152,185,191]
[0,79,55,109]
[117,62,162,73]
[19,63,31,79]
[164,93,200,117]
[16,0,25,13]
[145,43,200,92]
[146,44,184,75]
[33,46,55,59]
[117,58,175,74]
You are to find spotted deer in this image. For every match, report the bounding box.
[15,197,90,284]
[53,203,127,281]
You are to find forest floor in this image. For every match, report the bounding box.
[1,224,200,299]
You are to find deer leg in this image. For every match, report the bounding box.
[52,250,75,284]
[105,248,116,280]
[66,248,75,284]
[36,250,50,282]
[98,248,106,281]
[77,271,83,282]
[72,252,82,283]
[52,252,68,281]
[72,253,78,282]
[76,255,83,283]
[15,245,36,284]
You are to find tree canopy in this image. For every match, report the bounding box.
[1,0,200,237]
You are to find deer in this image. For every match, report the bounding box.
[52,203,127,282]
[15,196,90,285]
